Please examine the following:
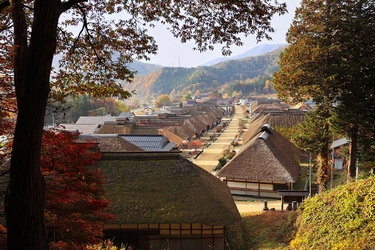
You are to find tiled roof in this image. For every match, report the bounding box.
[120,134,176,151]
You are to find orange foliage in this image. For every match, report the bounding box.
[189,139,203,151]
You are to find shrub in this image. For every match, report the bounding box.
[291,176,375,249]
[218,157,227,167]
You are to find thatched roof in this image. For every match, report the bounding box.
[162,126,191,140]
[96,152,241,225]
[75,115,115,125]
[242,112,306,144]
[95,123,133,134]
[158,129,184,147]
[60,124,99,134]
[217,124,300,183]
[77,134,144,152]
[242,115,269,144]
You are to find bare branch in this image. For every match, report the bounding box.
[0,0,10,13]
[60,0,87,14]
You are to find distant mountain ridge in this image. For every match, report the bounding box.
[128,60,163,76]
[123,47,285,99]
[201,43,287,66]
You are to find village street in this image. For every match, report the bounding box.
[193,105,244,173]
[190,105,283,212]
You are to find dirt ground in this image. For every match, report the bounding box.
[235,200,283,214]
[183,107,284,214]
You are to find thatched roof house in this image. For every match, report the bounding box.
[97,152,240,249]
[157,128,184,148]
[217,124,300,199]
[242,112,306,144]
[77,134,144,152]
[80,103,225,143]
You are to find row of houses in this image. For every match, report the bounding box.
[67,99,312,248]
[67,102,225,146]
[0,94,350,249]
[61,101,235,249]
[60,98,348,248]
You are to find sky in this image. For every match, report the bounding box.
[140,1,301,68]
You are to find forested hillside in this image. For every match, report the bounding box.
[123,48,283,99]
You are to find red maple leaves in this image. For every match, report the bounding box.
[41,129,115,249]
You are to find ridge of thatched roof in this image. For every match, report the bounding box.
[158,129,184,147]
[242,115,269,144]
[60,124,99,134]
[95,123,133,134]
[162,126,191,140]
[217,125,300,183]
[186,116,207,132]
[242,113,306,145]
[96,152,241,225]
[77,134,144,152]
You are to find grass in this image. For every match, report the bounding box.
[228,211,297,250]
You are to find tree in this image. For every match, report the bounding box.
[273,0,375,184]
[326,0,375,179]
[153,94,171,108]
[208,91,222,100]
[292,110,331,192]
[0,0,287,248]
[41,129,114,249]
[90,97,129,116]
[273,0,337,191]
[0,74,16,162]
[64,94,94,123]
[190,139,203,152]
[182,92,192,101]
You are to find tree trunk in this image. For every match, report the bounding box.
[348,125,358,181]
[5,0,60,248]
[317,149,330,193]
[317,120,331,193]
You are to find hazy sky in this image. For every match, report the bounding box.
[140,1,301,68]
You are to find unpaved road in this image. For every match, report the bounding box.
[235,200,282,214]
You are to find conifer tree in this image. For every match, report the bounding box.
[274,0,375,183]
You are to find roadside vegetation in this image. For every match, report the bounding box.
[226,175,375,250]
[227,211,296,250]
[291,176,375,249]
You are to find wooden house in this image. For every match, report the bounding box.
[216,124,300,199]
[96,151,241,250]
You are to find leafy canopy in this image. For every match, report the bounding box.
[273,0,375,182]
[0,0,287,101]
[42,129,114,248]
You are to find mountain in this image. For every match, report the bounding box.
[201,43,287,66]
[123,47,284,99]
[52,54,162,76]
[128,60,163,76]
